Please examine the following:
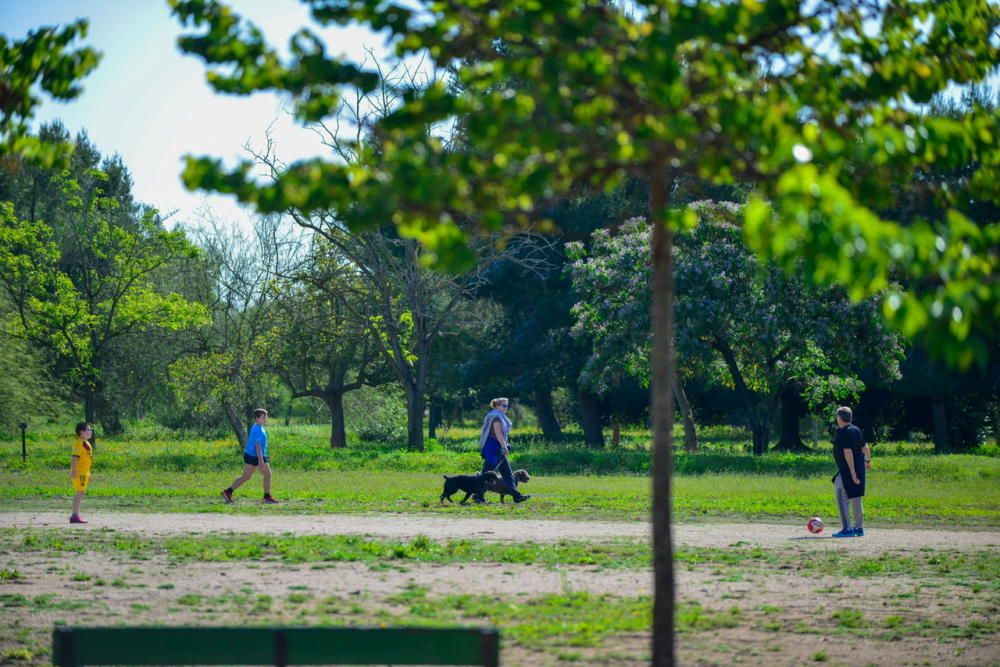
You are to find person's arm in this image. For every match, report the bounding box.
[252,430,264,463]
[248,427,264,463]
[862,443,872,469]
[70,455,78,479]
[844,447,859,483]
[491,420,507,453]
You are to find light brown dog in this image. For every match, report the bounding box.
[485,469,530,502]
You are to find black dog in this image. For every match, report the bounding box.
[440,470,499,504]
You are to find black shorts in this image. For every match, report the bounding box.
[243,453,269,466]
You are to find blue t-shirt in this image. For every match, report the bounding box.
[244,423,269,458]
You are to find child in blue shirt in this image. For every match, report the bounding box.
[221,408,278,504]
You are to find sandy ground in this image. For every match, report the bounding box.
[3,511,999,552]
[2,512,998,665]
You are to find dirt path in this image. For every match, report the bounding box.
[3,511,998,552]
[3,511,998,666]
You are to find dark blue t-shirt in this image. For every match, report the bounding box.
[833,424,863,469]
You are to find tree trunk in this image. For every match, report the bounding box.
[325,392,347,448]
[649,168,675,667]
[775,385,811,452]
[751,420,771,456]
[715,340,767,457]
[95,386,123,436]
[404,384,425,451]
[674,376,697,452]
[578,389,605,448]
[224,402,248,449]
[533,387,562,440]
[428,400,441,440]
[611,419,621,448]
[932,398,948,453]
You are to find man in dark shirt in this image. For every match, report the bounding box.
[832,406,871,537]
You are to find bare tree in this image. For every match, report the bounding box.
[172,210,300,446]
[266,234,387,448]
[246,54,553,449]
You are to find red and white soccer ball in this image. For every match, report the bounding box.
[806,516,824,534]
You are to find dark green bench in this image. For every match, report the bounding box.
[52,626,499,666]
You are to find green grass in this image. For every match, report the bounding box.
[4,421,996,475]
[2,423,997,525]
[6,529,1000,587]
[1,466,996,525]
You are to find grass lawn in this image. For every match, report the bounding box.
[2,423,997,526]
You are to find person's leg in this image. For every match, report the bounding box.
[472,459,492,502]
[229,464,256,491]
[850,497,864,533]
[260,461,272,496]
[833,474,851,533]
[497,458,527,501]
[71,490,84,516]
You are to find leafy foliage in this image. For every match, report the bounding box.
[569,201,903,452]
[0,161,207,426]
[170,0,998,368]
[0,21,101,167]
[0,320,64,429]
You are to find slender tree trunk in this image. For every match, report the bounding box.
[775,385,811,452]
[404,384,425,451]
[649,168,675,667]
[224,402,248,449]
[674,375,697,452]
[325,392,347,449]
[428,400,441,439]
[715,340,767,456]
[932,398,948,453]
[95,386,123,436]
[611,419,621,448]
[533,387,562,440]
[752,422,771,456]
[578,389,605,448]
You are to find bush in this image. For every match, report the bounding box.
[345,385,408,444]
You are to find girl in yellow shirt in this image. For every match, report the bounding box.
[70,422,94,524]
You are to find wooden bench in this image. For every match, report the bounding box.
[52,626,499,666]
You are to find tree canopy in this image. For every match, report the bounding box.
[0,21,101,167]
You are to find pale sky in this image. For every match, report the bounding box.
[0,0,389,231]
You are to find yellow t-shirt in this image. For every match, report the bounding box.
[72,438,93,475]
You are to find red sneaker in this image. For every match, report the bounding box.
[69,515,88,524]
[221,488,234,504]
[263,495,278,504]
